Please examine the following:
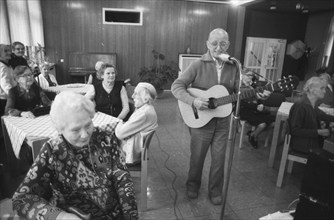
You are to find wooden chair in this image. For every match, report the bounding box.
[276,124,308,187]
[127,130,155,211]
[238,120,271,149]
[239,92,285,149]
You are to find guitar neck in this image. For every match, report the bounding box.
[216,83,275,106]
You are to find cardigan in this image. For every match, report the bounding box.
[288,96,334,154]
[36,73,58,89]
[12,125,138,220]
[171,50,239,107]
[0,61,16,100]
[115,104,158,164]
[5,82,51,116]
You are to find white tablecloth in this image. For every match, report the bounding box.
[43,83,93,95]
[3,112,120,158]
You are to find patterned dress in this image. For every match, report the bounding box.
[12,125,138,220]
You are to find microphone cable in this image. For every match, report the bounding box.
[154,132,182,220]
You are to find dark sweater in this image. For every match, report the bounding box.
[5,82,51,116]
[288,97,334,154]
[94,81,123,117]
[8,55,28,69]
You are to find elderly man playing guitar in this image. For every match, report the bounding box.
[171,28,278,205]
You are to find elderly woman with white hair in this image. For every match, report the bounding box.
[12,91,138,220]
[317,71,334,108]
[35,62,58,89]
[115,82,158,164]
[87,61,105,85]
[288,76,334,155]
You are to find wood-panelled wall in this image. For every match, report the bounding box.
[41,0,232,86]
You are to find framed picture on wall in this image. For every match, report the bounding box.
[178,54,202,76]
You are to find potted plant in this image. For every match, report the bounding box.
[138,50,179,95]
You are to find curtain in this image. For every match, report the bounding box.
[0,0,44,47]
[324,15,334,73]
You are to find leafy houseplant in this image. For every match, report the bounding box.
[138,50,179,95]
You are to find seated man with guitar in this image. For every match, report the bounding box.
[240,69,276,149]
[172,28,293,205]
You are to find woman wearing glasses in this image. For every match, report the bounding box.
[8,41,28,69]
[5,65,51,118]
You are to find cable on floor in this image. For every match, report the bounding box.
[154,133,182,220]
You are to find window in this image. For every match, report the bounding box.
[178,54,202,76]
[103,8,143,26]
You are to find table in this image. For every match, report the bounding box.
[268,102,334,167]
[268,102,294,167]
[2,112,120,160]
[43,83,93,95]
[323,136,334,154]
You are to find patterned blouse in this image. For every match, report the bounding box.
[12,125,138,220]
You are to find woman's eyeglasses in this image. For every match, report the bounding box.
[15,47,25,51]
[20,73,33,78]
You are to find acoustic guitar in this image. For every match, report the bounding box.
[178,76,295,128]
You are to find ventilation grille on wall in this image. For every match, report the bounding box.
[103,8,143,26]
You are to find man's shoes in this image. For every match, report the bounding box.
[210,195,222,205]
[186,190,198,199]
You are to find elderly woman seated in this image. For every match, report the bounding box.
[35,62,58,89]
[289,76,334,155]
[115,82,158,164]
[12,91,138,220]
[87,61,105,85]
[5,65,51,118]
[316,69,334,108]
[85,64,129,120]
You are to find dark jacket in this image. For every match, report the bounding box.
[288,96,334,154]
[5,82,51,116]
[8,54,28,69]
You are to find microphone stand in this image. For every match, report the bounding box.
[220,57,243,220]
[252,71,273,84]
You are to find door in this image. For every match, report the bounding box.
[244,37,287,83]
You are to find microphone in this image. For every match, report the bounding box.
[217,54,239,64]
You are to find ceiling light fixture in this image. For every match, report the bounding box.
[185,0,255,6]
[270,1,277,10]
[296,2,304,10]
[302,8,309,13]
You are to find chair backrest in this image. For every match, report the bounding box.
[142,130,155,161]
